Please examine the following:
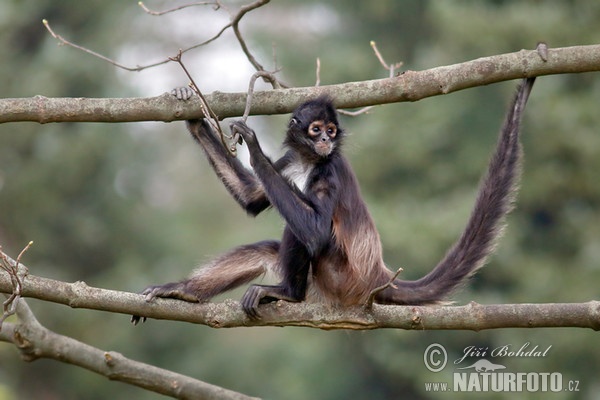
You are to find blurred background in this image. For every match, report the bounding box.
[1,1,600,399]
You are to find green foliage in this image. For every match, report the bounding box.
[1,0,599,399]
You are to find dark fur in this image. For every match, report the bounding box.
[134,79,535,320]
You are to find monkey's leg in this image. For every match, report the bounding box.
[240,284,305,320]
[241,229,311,319]
[132,240,279,323]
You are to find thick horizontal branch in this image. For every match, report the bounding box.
[1,268,599,330]
[2,44,600,124]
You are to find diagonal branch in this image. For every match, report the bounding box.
[2,44,600,124]
[0,299,256,400]
[0,241,32,329]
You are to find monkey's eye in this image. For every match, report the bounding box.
[312,127,321,133]
[327,128,334,134]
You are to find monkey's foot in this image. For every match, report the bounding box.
[130,281,200,325]
[140,281,201,303]
[240,284,301,320]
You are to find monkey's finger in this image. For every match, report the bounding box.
[230,131,243,146]
[171,86,194,101]
[144,291,158,302]
[241,287,263,320]
[130,314,147,325]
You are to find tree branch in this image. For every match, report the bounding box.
[2,44,599,124]
[138,1,221,17]
[1,264,598,331]
[0,299,256,400]
[43,0,270,72]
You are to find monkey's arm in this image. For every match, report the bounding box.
[173,88,288,216]
[185,119,274,216]
[230,120,336,255]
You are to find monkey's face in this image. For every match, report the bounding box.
[286,116,340,160]
[285,96,343,160]
[307,120,338,157]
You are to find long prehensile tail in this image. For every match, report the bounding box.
[393,78,536,304]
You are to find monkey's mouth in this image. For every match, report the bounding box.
[315,141,333,157]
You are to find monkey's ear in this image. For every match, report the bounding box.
[289,117,299,126]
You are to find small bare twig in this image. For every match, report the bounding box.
[228,69,282,151]
[43,0,271,72]
[364,267,404,310]
[170,51,241,156]
[138,1,220,16]
[271,42,280,71]
[370,40,404,78]
[229,0,288,89]
[334,41,405,117]
[241,70,281,122]
[42,19,151,71]
[315,58,321,87]
[0,241,32,330]
[338,106,374,117]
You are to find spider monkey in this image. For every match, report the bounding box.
[132,77,535,322]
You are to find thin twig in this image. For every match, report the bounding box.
[338,106,374,117]
[44,0,286,98]
[43,0,270,72]
[230,69,282,149]
[370,41,403,78]
[242,70,281,121]
[332,41,405,117]
[16,241,34,264]
[228,0,290,89]
[364,267,404,310]
[271,42,279,71]
[138,1,220,16]
[42,19,157,71]
[169,51,240,156]
[0,242,32,330]
[315,58,321,87]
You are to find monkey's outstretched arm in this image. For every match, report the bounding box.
[173,87,288,216]
[185,119,272,215]
[231,120,337,256]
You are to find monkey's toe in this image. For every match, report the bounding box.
[130,314,146,325]
[171,87,195,101]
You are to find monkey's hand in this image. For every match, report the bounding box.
[171,86,195,101]
[229,120,258,147]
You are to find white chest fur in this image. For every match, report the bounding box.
[282,160,314,193]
